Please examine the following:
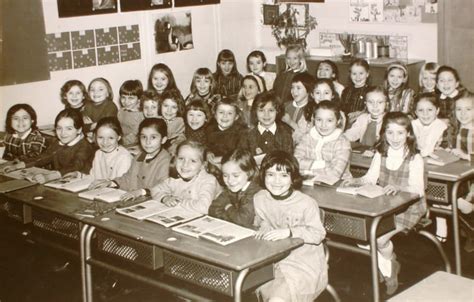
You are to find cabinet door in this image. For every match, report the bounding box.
[438,0,474,91]
[174,0,219,7]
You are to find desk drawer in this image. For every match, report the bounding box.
[163,251,274,296]
[32,208,80,240]
[96,230,163,270]
[324,210,395,241]
[0,200,31,223]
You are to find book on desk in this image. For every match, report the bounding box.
[3,167,57,181]
[44,175,94,192]
[336,184,385,199]
[79,187,127,203]
[426,149,460,166]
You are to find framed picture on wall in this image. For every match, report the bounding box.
[57,0,118,18]
[263,5,279,25]
[120,0,171,12]
[288,3,309,27]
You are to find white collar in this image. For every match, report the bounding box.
[241,181,251,192]
[292,99,308,108]
[440,89,459,99]
[258,122,277,134]
[59,133,83,146]
[13,128,32,139]
[387,146,406,159]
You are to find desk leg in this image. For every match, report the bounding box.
[370,216,382,302]
[80,224,90,302]
[451,181,461,275]
[233,268,249,302]
[82,226,96,302]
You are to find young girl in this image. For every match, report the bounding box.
[208,149,261,228]
[147,63,182,98]
[60,80,88,112]
[247,50,275,91]
[312,78,341,104]
[206,98,246,166]
[213,49,243,98]
[342,112,426,294]
[273,45,307,103]
[91,118,171,201]
[254,151,328,302]
[2,104,48,169]
[340,59,372,124]
[344,86,388,150]
[282,72,314,145]
[151,140,221,214]
[384,62,415,114]
[117,80,145,146]
[184,100,211,146]
[83,77,118,133]
[411,93,448,157]
[239,91,293,162]
[237,74,266,126]
[418,62,440,94]
[316,60,344,97]
[295,101,351,180]
[184,68,220,107]
[160,89,186,155]
[18,109,95,183]
[436,65,463,119]
[141,90,160,118]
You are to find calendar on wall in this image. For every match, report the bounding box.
[46,25,142,71]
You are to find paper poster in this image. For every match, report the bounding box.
[351,0,435,23]
[153,11,193,54]
[389,35,408,59]
[349,0,371,22]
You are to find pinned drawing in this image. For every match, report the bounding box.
[153,11,194,54]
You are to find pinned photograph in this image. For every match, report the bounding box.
[153,11,194,54]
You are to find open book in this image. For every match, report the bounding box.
[302,174,340,187]
[3,167,58,181]
[427,149,460,166]
[0,179,37,193]
[78,187,127,203]
[336,184,385,199]
[44,175,94,192]
[172,216,256,246]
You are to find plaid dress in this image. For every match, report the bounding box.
[3,130,48,162]
[378,156,427,230]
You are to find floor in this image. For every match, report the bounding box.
[0,216,472,302]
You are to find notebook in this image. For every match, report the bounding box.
[78,187,127,203]
[336,184,385,199]
[44,175,94,192]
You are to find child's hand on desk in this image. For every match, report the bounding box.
[362,150,375,158]
[32,173,47,184]
[63,171,81,180]
[383,185,398,196]
[162,196,181,207]
[2,161,26,173]
[450,148,468,160]
[88,179,112,190]
[120,190,143,202]
[256,229,291,241]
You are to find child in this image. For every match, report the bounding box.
[254,151,328,302]
[239,91,293,162]
[411,93,448,157]
[17,109,95,183]
[344,86,388,150]
[237,74,266,126]
[247,50,276,91]
[83,77,118,133]
[436,65,463,119]
[295,101,351,180]
[2,104,48,169]
[342,112,426,294]
[184,67,220,107]
[160,89,186,155]
[208,149,261,228]
[184,100,211,145]
[147,63,182,98]
[60,80,88,112]
[141,90,160,118]
[273,45,307,103]
[316,60,344,97]
[151,140,221,214]
[117,80,145,146]
[282,72,314,145]
[340,59,372,124]
[384,62,415,113]
[213,49,243,98]
[418,62,440,94]
[206,98,246,166]
[312,78,341,104]
[91,118,171,201]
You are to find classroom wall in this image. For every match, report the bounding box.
[0,0,258,132]
[257,0,438,65]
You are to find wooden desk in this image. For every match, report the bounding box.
[301,185,420,302]
[349,153,474,275]
[81,212,303,302]
[388,271,473,302]
[276,55,425,88]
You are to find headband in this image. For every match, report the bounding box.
[388,63,408,75]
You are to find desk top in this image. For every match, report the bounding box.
[301,185,419,217]
[388,271,473,302]
[350,152,474,182]
[83,212,303,271]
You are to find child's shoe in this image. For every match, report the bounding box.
[384,254,400,295]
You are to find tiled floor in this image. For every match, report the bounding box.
[0,219,472,302]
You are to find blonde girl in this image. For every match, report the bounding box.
[83,77,118,133]
[273,45,307,103]
[185,67,220,107]
[147,63,182,98]
[418,62,440,94]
